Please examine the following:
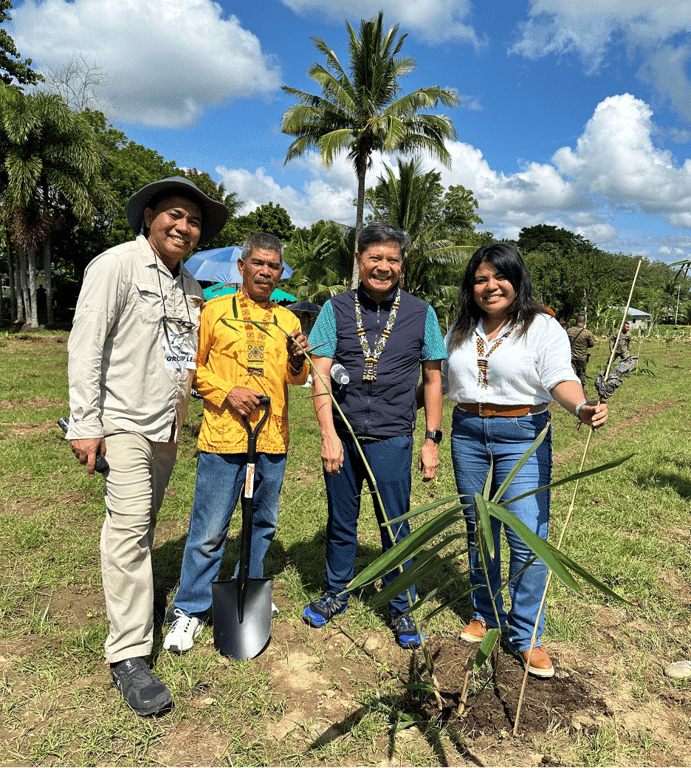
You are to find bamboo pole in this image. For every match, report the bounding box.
[512,259,643,736]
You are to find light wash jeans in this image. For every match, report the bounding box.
[450,407,552,652]
[173,450,286,619]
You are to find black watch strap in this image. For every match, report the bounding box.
[425,430,442,444]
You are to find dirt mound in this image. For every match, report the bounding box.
[408,638,609,737]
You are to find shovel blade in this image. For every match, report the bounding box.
[212,578,272,660]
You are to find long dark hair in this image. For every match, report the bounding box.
[448,243,545,350]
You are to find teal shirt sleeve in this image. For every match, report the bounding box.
[422,305,448,361]
[307,300,337,358]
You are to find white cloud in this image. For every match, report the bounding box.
[510,1,691,69]
[509,1,691,123]
[217,152,395,228]
[551,94,691,215]
[565,213,618,244]
[670,128,691,144]
[219,93,690,262]
[13,0,282,128]
[637,43,691,124]
[669,213,691,228]
[436,141,585,239]
[279,0,483,47]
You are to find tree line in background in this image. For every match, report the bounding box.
[0,1,688,333]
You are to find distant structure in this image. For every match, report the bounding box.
[612,306,651,331]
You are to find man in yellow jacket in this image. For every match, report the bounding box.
[164,233,308,653]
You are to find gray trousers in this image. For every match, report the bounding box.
[100,425,177,663]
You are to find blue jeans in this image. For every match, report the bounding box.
[174,451,286,618]
[323,434,415,615]
[450,407,552,653]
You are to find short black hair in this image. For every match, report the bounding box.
[357,221,411,261]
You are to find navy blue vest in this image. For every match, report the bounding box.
[330,284,430,438]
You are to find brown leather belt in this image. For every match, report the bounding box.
[457,402,545,418]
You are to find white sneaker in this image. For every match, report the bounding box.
[163,608,202,654]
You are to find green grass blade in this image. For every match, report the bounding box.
[491,424,549,503]
[483,456,493,498]
[369,550,461,609]
[542,540,630,604]
[475,492,495,558]
[501,454,634,506]
[381,494,469,526]
[474,628,500,672]
[423,582,477,622]
[487,501,582,594]
[347,506,465,591]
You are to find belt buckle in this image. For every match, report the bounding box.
[478,402,485,417]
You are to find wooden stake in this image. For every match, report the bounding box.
[512,260,643,736]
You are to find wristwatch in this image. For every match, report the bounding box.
[425,430,443,444]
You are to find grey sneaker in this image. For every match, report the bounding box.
[163,608,203,653]
[110,657,172,717]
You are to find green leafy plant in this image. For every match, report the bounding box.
[223,314,632,706]
[347,423,632,698]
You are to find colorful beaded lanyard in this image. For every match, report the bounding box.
[476,325,513,388]
[354,287,401,382]
[236,291,273,377]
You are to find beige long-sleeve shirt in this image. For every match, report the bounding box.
[67,235,204,443]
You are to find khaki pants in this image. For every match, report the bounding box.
[100,426,177,663]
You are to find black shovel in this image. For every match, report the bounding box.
[212,395,273,661]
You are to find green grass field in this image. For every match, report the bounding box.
[0,329,690,766]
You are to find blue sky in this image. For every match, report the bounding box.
[11,0,691,264]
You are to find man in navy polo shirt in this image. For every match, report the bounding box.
[303,221,447,648]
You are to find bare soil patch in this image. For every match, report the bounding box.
[0,397,64,410]
[408,638,610,738]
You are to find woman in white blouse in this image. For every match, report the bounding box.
[442,243,607,678]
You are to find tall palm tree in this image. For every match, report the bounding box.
[0,84,114,326]
[281,11,459,287]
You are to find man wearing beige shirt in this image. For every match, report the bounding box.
[67,176,227,716]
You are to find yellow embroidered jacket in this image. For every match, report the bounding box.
[195,292,308,454]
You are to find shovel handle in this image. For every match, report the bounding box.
[237,395,271,623]
[241,395,271,461]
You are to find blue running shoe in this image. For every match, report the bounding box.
[303,592,348,627]
[391,610,425,649]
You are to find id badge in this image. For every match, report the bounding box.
[162,321,197,370]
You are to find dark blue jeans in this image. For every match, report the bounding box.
[323,434,415,615]
[173,450,286,618]
[450,407,552,652]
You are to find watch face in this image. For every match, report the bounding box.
[426,430,442,443]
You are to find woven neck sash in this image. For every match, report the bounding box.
[475,325,513,388]
[237,291,273,377]
[354,287,401,382]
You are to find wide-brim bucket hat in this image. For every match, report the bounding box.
[126,176,229,246]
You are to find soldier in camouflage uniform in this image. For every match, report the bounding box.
[567,314,596,387]
[610,321,632,361]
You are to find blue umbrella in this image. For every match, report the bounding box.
[185,246,293,283]
[203,284,296,303]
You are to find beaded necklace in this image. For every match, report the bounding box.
[237,290,273,377]
[354,287,401,382]
[475,324,513,388]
